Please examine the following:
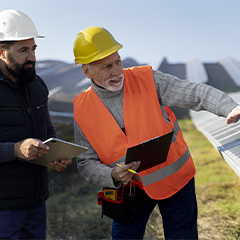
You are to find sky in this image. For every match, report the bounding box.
[1,0,240,65]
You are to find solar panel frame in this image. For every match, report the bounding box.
[219,57,240,86]
[190,92,240,177]
[186,58,208,83]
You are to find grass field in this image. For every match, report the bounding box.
[46,119,240,239]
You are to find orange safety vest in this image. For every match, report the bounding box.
[73,65,196,200]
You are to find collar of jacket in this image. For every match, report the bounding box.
[0,70,19,87]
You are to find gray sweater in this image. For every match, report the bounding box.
[74,69,238,188]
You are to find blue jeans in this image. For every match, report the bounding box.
[0,202,46,240]
[112,178,198,240]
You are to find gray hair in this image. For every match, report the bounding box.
[83,63,94,73]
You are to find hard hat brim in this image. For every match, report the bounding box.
[0,35,45,42]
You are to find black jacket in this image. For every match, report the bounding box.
[0,72,57,210]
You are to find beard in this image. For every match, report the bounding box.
[5,54,36,83]
[93,74,124,92]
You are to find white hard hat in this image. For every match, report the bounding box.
[0,10,44,41]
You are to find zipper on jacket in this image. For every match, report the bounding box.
[23,84,39,138]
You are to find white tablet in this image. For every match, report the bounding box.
[24,138,88,167]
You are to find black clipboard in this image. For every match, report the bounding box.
[125,131,173,172]
[22,138,88,167]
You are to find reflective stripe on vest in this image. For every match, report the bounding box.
[141,147,191,185]
[73,65,196,199]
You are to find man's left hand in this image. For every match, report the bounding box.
[226,106,240,124]
[50,159,72,172]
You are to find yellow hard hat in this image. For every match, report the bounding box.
[73,26,123,65]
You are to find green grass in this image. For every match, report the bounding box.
[46,119,240,240]
[46,164,112,239]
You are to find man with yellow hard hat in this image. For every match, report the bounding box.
[0,10,72,239]
[73,26,240,239]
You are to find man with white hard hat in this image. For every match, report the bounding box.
[0,10,72,239]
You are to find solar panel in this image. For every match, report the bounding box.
[190,92,240,177]
[149,58,164,70]
[219,57,240,86]
[75,78,91,88]
[186,58,208,83]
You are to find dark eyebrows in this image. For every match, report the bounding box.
[18,47,29,52]
[18,44,37,52]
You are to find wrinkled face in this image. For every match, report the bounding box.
[1,38,37,83]
[82,51,124,92]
